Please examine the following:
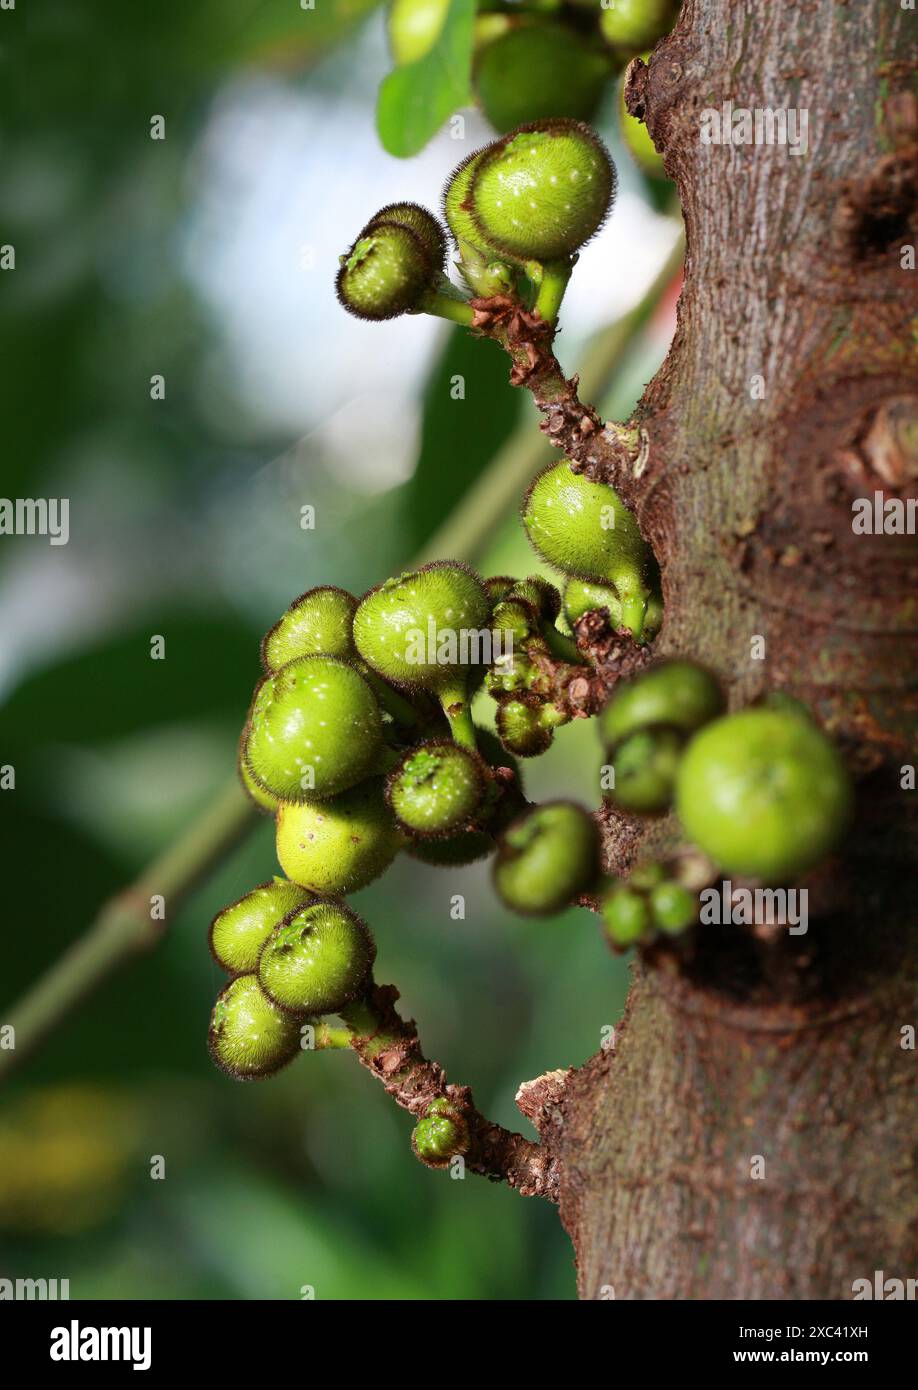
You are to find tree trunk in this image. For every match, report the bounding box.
[558,0,918,1299]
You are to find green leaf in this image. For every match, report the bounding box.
[376,0,475,158]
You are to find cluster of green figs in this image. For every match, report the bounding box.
[208,472,853,1088]
[387,0,678,171]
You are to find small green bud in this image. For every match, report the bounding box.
[208,974,302,1081]
[484,575,518,604]
[406,828,495,866]
[676,708,853,881]
[210,879,313,976]
[411,1097,469,1167]
[563,577,663,639]
[387,0,450,65]
[261,586,358,672]
[336,222,435,322]
[276,777,401,895]
[523,462,650,639]
[495,696,554,757]
[474,24,610,134]
[600,661,724,747]
[245,656,382,802]
[469,120,615,263]
[258,899,376,1017]
[602,885,652,950]
[649,880,696,935]
[510,574,562,622]
[494,800,598,915]
[387,741,485,838]
[609,726,683,814]
[600,0,678,53]
[363,202,448,273]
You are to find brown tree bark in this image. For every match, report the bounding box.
[555,0,918,1299]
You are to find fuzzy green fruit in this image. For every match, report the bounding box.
[602,885,651,950]
[610,726,683,813]
[411,1097,470,1167]
[600,0,678,52]
[523,461,651,638]
[387,741,485,838]
[474,24,610,134]
[494,800,598,915]
[208,974,303,1080]
[649,880,696,935]
[495,696,554,757]
[353,561,491,748]
[387,0,450,65]
[336,222,435,321]
[210,879,313,976]
[276,777,401,895]
[261,586,358,672]
[564,577,663,637]
[364,202,447,273]
[676,708,852,881]
[238,731,280,814]
[245,656,382,802]
[600,661,724,746]
[258,900,376,1017]
[620,77,666,176]
[470,120,615,263]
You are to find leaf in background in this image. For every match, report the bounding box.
[376,0,475,158]
[403,327,523,551]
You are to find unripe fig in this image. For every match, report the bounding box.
[469,120,615,263]
[245,656,382,802]
[411,1096,470,1167]
[258,899,376,1017]
[602,884,651,949]
[261,586,358,672]
[510,574,562,622]
[599,0,678,53]
[495,696,554,757]
[563,577,663,638]
[364,202,448,273]
[494,800,598,915]
[619,76,665,176]
[276,777,401,895]
[387,741,485,838]
[649,880,696,935]
[523,461,651,638]
[474,24,610,134]
[676,708,853,881]
[387,0,450,65]
[609,726,683,813]
[600,661,724,747]
[208,974,302,1080]
[210,878,313,976]
[336,222,436,321]
[353,561,492,747]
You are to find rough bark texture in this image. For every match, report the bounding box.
[557,0,918,1299]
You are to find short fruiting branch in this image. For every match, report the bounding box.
[342,982,560,1199]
